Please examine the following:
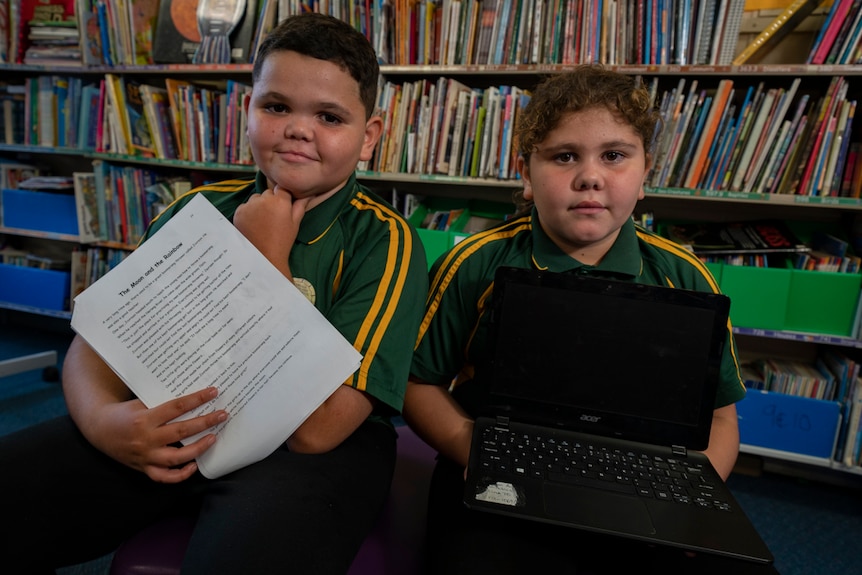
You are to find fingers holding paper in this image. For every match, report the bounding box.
[95,387,227,484]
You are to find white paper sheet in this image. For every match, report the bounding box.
[71,193,362,478]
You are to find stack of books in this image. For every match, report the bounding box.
[23,20,81,67]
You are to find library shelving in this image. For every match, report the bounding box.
[3,3,862,478]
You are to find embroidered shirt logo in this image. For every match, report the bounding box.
[293,277,316,305]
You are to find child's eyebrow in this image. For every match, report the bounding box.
[538,139,640,153]
[256,91,353,117]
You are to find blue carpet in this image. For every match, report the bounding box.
[2,315,862,574]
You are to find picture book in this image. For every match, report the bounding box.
[152,0,202,63]
[139,84,178,160]
[123,78,156,157]
[153,0,259,64]
[130,0,160,65]
[664,219,810,254]
[75,0,103,65]
[73,171,104,243]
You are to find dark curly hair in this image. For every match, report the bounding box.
[512,64,661,211]
[516,64,660,160]
[252,13,380,119]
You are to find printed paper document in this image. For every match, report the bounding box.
[71,193,362,478]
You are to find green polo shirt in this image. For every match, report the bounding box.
[411,207,745,413]
[144,172,428,415]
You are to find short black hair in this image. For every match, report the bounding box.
[252,13,380,119]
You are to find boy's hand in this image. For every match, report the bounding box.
[234,185,311,279]
[90,387,227,484]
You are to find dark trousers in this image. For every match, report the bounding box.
[0,416,396,575]
[425,457,781,575]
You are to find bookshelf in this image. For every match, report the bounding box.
[2,2,862,477]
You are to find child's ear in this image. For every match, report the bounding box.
[243,91,251,115]
[640,153,653,200]
[517,156,533,201]
[359,115,384,162]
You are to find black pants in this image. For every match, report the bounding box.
[425,457,781,575]
[0,416,396,575]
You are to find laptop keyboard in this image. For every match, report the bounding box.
[479,426,732,512]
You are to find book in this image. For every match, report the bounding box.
[729,87,778,191]
[810,0,855,64]
[742,78,801,194]
[69,193,362,479]
[73,171,103,243]
[435,78,471,174]
[130,0,160,65]
[717,0,746,64]
[139,83,179,160]
[76,0,105,66]
[835,0,862,63]
[0,82,26,145]
[102,73,132,154]
[684,79,733,188]
[842,383,862,466]
[123,78,156,156]
[663,219,810,254]
[69,247,90,307]
[164,77,191,160]
[796,78,847,196]
[151,0,201,63]
[823,0,862,64]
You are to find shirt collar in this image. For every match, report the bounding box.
[254,172,357,245]
[529,207,642,278]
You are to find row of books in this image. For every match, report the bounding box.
[2,0,251,67]
[701,248,861,272]
[806,0,862,65]
[841,377,862,467]
[7,70,862,201]
[748,357,837,401]
[0,72,253,164]
[646,76,861,198]
[793,251,862,273]
[0,76,99,148]
[74,162,192,246]
[363,78,529,179]
[0,0,747,68]
[743,349,861,466]
[99,74,253,165]
[820,349,862,466]
[664,219,862,273]
[5,0,862,69]
[2,0,363,67]
[384,0,746,66]
[69,245,129,305]
[0,247,65,269]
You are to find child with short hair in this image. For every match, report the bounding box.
[404,64,758,574]
[0,13,427,574]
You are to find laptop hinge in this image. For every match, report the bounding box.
[671,445,687,456]
[494,415,510,430]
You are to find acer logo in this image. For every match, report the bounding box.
[580,414,601,423]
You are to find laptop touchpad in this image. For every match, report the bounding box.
[543,484,657,535]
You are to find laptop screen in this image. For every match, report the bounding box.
[481,267,730,450]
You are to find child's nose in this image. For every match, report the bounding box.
[284,115,312,140]
[573,164,601,190]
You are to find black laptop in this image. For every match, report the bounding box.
[464,266,774,564]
